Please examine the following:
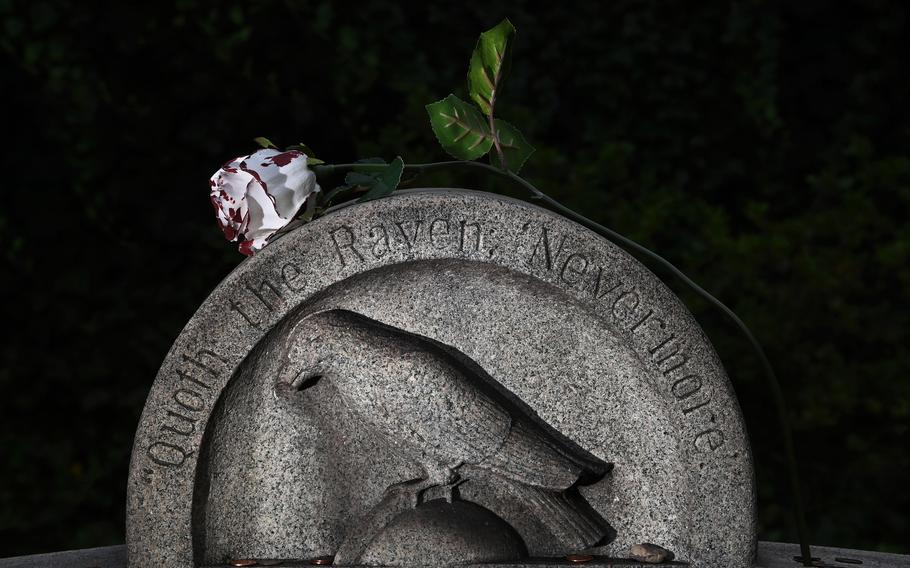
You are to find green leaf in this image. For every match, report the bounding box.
[357,156,404,202]
[300,192,318,221]
[323,160,388,205]
[288,142,317,155]
[253,136,277,149]
[344,171,377,186]
[426,94,494,161]
[285,142,324,164]
[326,157,405,205]
[490,119,534,173]
[467,18,515,116]
[353,157,387,171]
[322,184,355,205]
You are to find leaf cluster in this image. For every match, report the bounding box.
[426,18,534,173]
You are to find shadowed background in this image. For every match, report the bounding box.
[1,0,908,556]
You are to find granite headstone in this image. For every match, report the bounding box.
[126,189,755,567]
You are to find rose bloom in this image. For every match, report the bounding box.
[209,149,320,255]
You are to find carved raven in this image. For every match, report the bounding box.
[278,309,611,550]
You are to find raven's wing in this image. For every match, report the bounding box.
[367,349,513,468]
[477,419,607,490]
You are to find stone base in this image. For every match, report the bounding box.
[198,562,685,568]
[756,542,910,567]
[2,543,908,568]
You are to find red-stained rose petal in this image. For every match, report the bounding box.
[267,150,302,167]
[238,240,255,256]
[210,148,320,255]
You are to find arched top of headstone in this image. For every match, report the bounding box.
[127,189,755,568]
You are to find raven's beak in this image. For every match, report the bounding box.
[276,346,300,386]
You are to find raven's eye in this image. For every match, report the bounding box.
[295,374,323,391]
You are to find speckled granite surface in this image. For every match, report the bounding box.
[126,190,754,567]
[2,542,907,567]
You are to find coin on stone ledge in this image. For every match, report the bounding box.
[230,560,258,567]
[566,553,594,563]
[309,556,334,565]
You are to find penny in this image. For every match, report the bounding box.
[309,556,334,566]
[230,560,257,567]
[566,554,594,563]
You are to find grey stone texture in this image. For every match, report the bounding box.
[278,309,611,565]
[0,546,127,568]
[127,189,755,567]
[6,543,908,568]
[355,499,527,566]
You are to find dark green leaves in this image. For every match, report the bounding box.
[426,95,495,161]
[288,142,317,156]
[255,138,325,164]
[468,18,515,116]
[253,136,277,149]
[426,18,534,173]
[321,157,404,207]
[344,157,405,202]
[322,157,405,205]
[286,142,326,165]
[491,119,534,173]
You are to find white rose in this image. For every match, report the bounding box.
[209,149,321,255]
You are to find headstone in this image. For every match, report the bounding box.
[126,189,756,568]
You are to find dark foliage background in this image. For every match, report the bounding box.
[1,0,908,557]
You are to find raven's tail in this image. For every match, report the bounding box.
[495,476,611,551]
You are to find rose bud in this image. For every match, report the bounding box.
[209,149,320,255]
